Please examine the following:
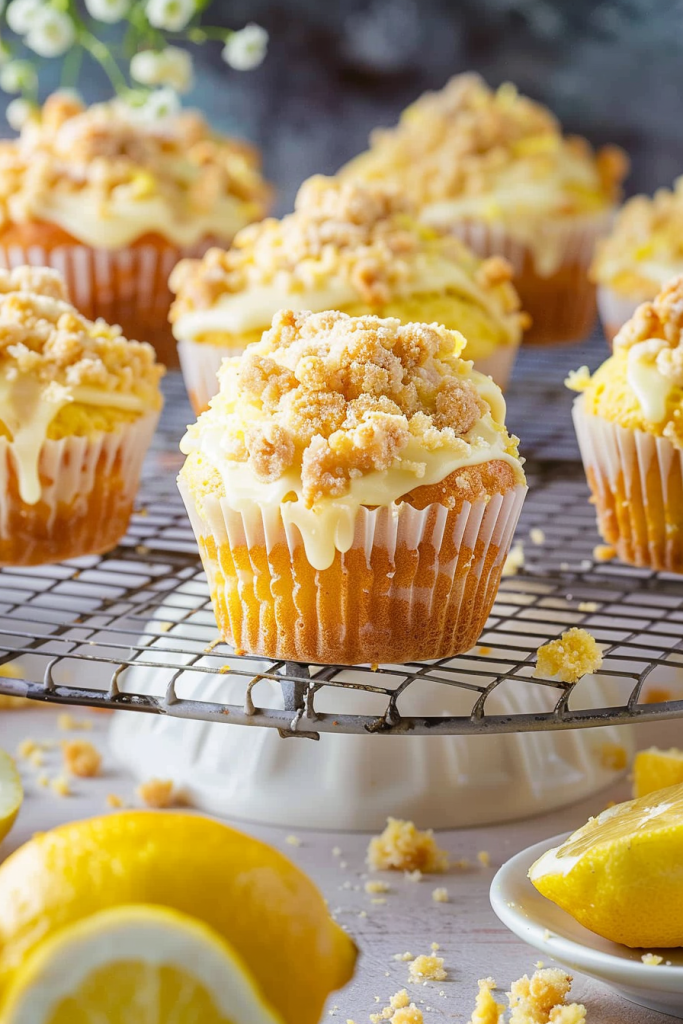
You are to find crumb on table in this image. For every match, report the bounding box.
[50,774,71,797]
[367,818,449,873]
[137,778,175,808]
[408,953,447,983]
[468,968,586,1023]
[432,886,449,903]
[57,712,92,732]
[641,953,663,966]
[365,879,391,895]
[63,739,101,778]
[106,793,124,809]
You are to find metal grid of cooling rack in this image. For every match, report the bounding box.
[2,333,683,738]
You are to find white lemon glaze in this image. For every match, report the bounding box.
[623,339,673,424]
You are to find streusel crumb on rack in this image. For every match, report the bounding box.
[367,817,449,873]
[534,628,603,684]
[169,174,525,322]
[182,308,522,506]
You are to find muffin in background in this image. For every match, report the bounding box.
[0,93,271,366]
[0,266,164,566]
[178,308,527,665]
[170,175,528,413]
[342,73,627,345]
[570,275,683,573]
[592,178,683,343]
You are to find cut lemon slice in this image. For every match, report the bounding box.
[530,781,683,947]
[1,904,286,1024]
[0,749,22,844]
[632,746,683,798]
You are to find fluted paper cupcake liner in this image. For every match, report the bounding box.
[597,284,648,345]
[0,412,159,566]
[0,240,211,366]
[177,339,242,415]
[179,478,527,664]
[573,396,683,573]
[448,213,612,345]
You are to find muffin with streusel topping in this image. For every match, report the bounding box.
[179,308,526,664]
[0,266,164,566]
[342,73,627,345]
[0,93,271,365]
[592,179,683,342]
[570,275,683,572]
[170,175,528,413]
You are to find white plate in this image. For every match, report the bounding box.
[490,834,683,1018]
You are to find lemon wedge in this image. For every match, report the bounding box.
[0,811,356,1024]
[1,904,284,1023]
[0,750,22,844]
[530,782,683,947]
[633,746,683,798]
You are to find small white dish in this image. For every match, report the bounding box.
[490,834,683,1018]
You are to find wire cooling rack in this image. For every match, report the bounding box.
[2,334,683,738]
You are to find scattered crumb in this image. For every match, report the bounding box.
[137,778,174,808]
[468,969,586,1024]
[478,850,491,867]
[371,897,387,905]
[332,846,342,857]
[389,1008,423,1024]
[367,818,449,873]
[453,857,471,870]
[393,952,414,962]
[478,645,492,656]
[408,954,447,983]
[63,739,101,778]
[404,869,423,882]
[135,544,150,556]
[28,750,44,768]
[36,772,49,788]
[432,887,449,903]
[50,775,71,797]
[643,687,672,704]
[641,953,663,966]
[157,621,173,633]
[57,713,92,732]
[542,929,552,942]
[285,834,302,847]
[430,942,440,951]
[599,742,628,771]
[370,989,421,1023]
[203,637,221,653]
[535,961,545,970]
[577,601,599,613]
[17,738,38,759]
[534,628,603,683]
[502,542,525,577]
[365,880,391,894]
[106,793,124,808]
[593,544,616,562]
[530,528,545,546]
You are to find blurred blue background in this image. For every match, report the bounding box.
[3,0,680,212]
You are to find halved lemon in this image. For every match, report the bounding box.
[530,782,683,947]
[1,904,285,1024]
[0,749,22,844]
[632,746,683,798]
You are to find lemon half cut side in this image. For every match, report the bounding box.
[530,781,683,948]
[1,904,286,1024]
[0,749,22,845]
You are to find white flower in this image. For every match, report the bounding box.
[131,46,193,93]
[125,87,180,124]
[222,23,268,71]
[6,97,35,130]
[25,7,76,57]
[145,0,194,32]
[0,59,37,94]
[84,0,130,23]
[6,0,44,34]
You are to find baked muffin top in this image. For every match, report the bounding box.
[0,93,272,249]
[568,275,683,443]
[341,74,627,225]
[0,266,164,502]
[169,174,526,351]
[180,308,525,569]
[591,178,683,299]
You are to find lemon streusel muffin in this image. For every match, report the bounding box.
[0,266,164,566]
[592,179,683,342]
[0,93,271,365]
[342,73,627,345]
[178,308,527,664]
[170,175,528,413]
[570,275,683,573]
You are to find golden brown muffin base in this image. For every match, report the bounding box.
[186,461,524,664]
[515,251,598,345]
[0,445,136,567]
[0,222,216,367]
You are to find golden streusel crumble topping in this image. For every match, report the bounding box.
[169,174,524,320]
[187,309,517,506]
[343,73,626,209]
[0,268,163,400]
[613,275,683,382]
[592,177,683,279]
[0,93,271,227]
[0,265,67,301]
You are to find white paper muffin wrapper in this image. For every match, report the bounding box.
[179,477,527,663]
[177,339,241,414]
[596,285,647,342]
[0,411,159,539]
[573,396,683,571]
[445,212,613,279]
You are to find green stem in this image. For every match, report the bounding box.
[61,41,83,87]
[78,29,129,94]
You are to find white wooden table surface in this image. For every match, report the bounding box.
[0,706,679,1022]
